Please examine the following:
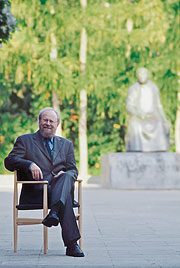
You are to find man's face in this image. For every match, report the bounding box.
[39,110,59,138]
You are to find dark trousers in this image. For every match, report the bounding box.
[49,173,80,246]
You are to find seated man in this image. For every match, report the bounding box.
[4,107,84,257]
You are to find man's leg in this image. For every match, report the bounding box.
[42,173,84,257]
[43,173,80,244]
[59,189,84,257]
[50,173,74,207]
[60,191,80,246]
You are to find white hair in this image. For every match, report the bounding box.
[38,107,61,124]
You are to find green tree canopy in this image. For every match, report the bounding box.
[0,0,179,174]
[0,0,17,45]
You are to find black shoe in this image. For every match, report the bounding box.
[73,200,80,208]
[42,211,59,227]
[66,242,84,257]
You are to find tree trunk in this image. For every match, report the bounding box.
[50,30,62,136]
[79,89,88,178]
[79,0,88,180]
[80,0,87,9]
[175,92,180,152]
[52,91,61,136]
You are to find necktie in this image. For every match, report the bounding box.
[44,138,53,159]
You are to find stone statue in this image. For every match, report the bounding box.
[126,67,170,152]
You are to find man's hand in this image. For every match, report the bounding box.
[53,170,65,179]
[30,163,43,180]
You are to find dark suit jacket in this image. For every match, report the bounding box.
[4,130,78,205]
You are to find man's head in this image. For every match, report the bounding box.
[136,67,149,84]
[38,107,60,138]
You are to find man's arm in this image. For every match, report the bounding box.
[52,141,78,180]
[4,136,32,171]
[65,141,78,179]
[4,136,43,180]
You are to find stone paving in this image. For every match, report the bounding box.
[0,181,180,268]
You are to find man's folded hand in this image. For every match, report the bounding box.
[30,163,43,180]
[53,170,65,179]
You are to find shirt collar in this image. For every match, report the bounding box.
[41,135,54,144]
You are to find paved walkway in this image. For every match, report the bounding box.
[0,182,180,267]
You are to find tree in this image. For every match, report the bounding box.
[0,0,16,46]
[79,0,88,180]
[49,6,61,137]
[0,0,80,173]
[0,0,179,175]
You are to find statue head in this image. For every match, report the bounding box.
[136,67,149,84]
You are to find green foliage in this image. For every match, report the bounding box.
[0,0,17,45]
[0,0,179,174]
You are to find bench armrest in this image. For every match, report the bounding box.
[17,181,48,184]
[76,179,83,183]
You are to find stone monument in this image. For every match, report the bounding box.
[125,67,170,152]
[101,68,180,190]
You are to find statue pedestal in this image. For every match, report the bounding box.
[101,152,180,189]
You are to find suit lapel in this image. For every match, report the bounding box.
[53,136,64,162]
[33,131,52,161]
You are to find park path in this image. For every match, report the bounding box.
[0,181,180,268]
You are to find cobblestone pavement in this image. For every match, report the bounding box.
[0,182,180,268]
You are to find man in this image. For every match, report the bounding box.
[4,107,84,257]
